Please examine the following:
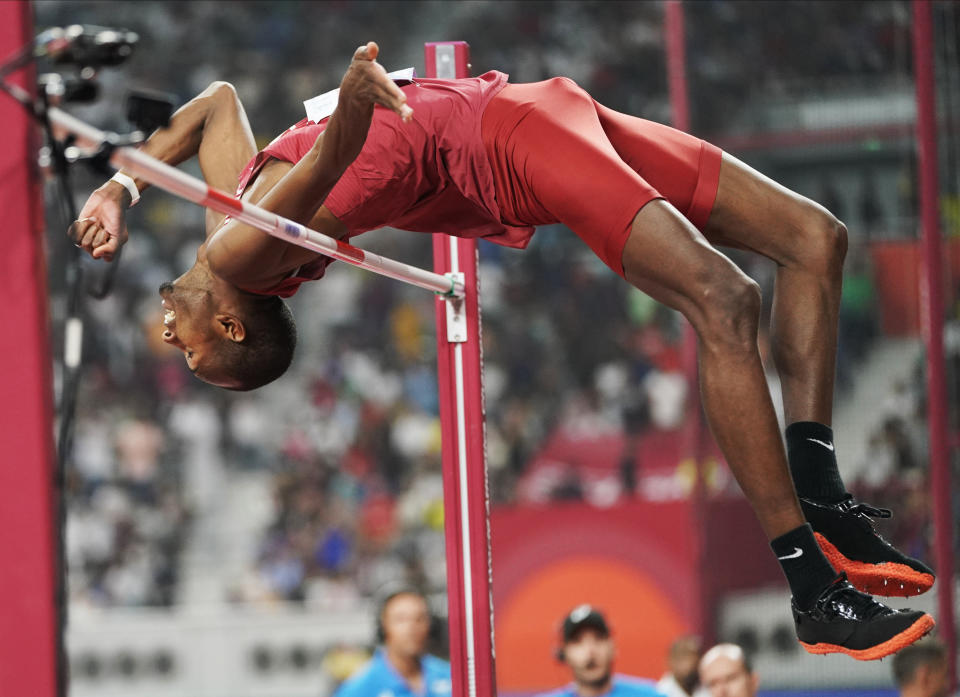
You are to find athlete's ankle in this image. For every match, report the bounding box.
[786,421,847,502]
[772,523,838,610]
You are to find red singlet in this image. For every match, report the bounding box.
[236,71,721,296]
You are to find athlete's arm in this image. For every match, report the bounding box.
[203,42,410,289]
[69,80,257,260]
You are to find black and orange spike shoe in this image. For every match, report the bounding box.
[793,574,935,660]
[800,496,935,597]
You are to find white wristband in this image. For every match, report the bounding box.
[110,171,140,207]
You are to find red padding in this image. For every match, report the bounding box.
[0,3,59,695]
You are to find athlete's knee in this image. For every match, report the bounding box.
[797,204,848,274]
[811,209,847,271]
[692,271,762,352]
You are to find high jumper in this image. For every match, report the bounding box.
[70,42,935,660]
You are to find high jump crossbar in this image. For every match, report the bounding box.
[43,106,466,299]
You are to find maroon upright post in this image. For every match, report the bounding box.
[0,2,60,695]
[665,0,691,133]
[664,0,713,639]
[912,0,957,688]
[427,41,497,697]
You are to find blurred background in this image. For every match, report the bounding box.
[18,0,960,695]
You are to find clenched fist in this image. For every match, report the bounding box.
[68,180,131,261]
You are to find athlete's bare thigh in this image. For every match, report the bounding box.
[703,153,839,267]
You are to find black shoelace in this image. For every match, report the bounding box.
[818,574,891,620]
[838,495,893,520]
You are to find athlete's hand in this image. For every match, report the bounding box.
[339,41,413,122]
[67,181,130,261]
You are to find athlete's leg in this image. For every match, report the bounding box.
[487,81,934,657]
[621,200,803,539]
[487,81,808,540]
[702,153,935,595]
[593,103,843,425]
[594,104,846,505]
[703,154,845,427]
[594,103,849,504]
[621,201,933,659]
[593,99,934,596]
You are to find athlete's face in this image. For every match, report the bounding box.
[562,628,615,690]
[159,271,217,377]
[382,594,431,660]
[699,655,758,697]
[158,259,245,389]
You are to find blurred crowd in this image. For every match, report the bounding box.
[33,0,952,612]
[847,289,960,568]
[67,402,189,607]
[685,0,915,134]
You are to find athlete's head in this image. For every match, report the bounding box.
[699,644,758,697]
[379,590,431,660]
[158,258,296,390]
[557,605,615,692]
[891,639,949,697]
[667,635,704,695]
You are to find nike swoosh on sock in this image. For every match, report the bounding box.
[807,438,835,451]
[778,547,804,560]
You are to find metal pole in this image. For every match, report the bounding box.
[912,0,956,688]
[427,41,497,697]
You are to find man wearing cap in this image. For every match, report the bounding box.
[539,605,668,697]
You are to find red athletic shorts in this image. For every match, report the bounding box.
[480,77,722,276]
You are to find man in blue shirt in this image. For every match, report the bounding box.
[334,589,451,697]
[539,605,668,697]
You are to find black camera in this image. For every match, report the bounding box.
[38,24,139,69]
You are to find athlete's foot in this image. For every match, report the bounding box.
[800,496,935,597]
[793,574,935,660]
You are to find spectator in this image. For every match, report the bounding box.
[333,589,450,697]
[540,605,667,697]
[891,639,950,697]
[698,644,758,697]
[658,636,709,697]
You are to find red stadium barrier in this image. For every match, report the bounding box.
[0,2,60,695]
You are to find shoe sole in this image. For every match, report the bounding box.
[800,613,935,660]
[815,533,935,597]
